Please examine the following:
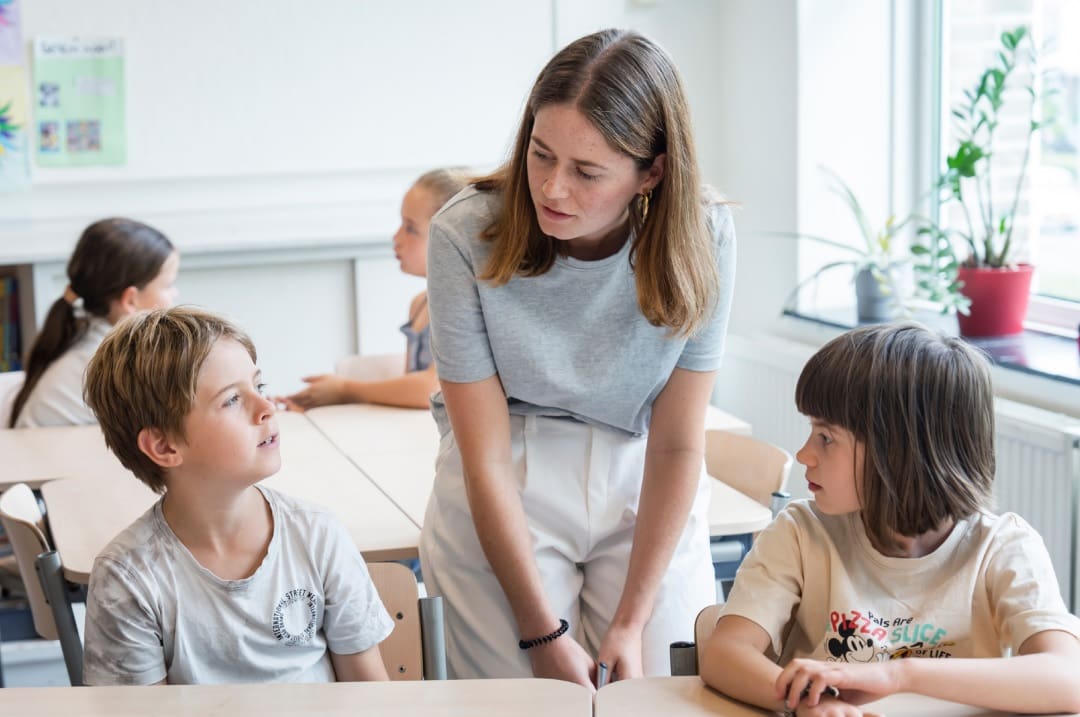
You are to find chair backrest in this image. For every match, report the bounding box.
[367,561,423,680]
[704,431,793,509]
[694,603,724,671]
[334,353,405,382]
[0,483,58,640]
[0,370,25,428]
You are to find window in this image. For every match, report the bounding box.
[940,0,1080,334]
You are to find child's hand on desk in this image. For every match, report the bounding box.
[282,375,348,410]
[792,694,882,717]
[528,634,597,694]
[272,396,306,413]
[777,658,897,711]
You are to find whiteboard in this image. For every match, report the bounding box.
[18,0,553,183]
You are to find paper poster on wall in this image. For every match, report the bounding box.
[0,65,30,192]
[0,0,23,64]
[33,36,125,167]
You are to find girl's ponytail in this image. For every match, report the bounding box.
[8,217,174,427]
[8,296,85,427]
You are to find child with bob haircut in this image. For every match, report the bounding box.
[702,322,1080,716]
[81,306,393,685]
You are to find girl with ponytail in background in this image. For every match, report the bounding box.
[10,218,178,428]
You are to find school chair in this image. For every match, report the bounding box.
[669,603,724,676]
[0,483,83,686]
[706,431,793,600]
[335,353,405,382]
[367,561,446,680]
[0,370,24,428]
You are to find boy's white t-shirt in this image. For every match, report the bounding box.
[14,315,111,428]
[82,485,394,685]
[721,500,1080,664]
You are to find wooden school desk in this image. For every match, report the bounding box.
[0,423,120,490]
[0,678,592,716]
[304,404,769,535]
[593,676,1080,717]
[38,411,419,584]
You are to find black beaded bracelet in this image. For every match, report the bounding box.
[518,619,569,650]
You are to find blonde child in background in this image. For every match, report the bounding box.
[81,307,392,685]
[283,168,470,411]
[11,218,178,427]
[702,322,1080,716]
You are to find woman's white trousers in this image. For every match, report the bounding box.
[419,414,714,679]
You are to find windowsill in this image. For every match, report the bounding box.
[782,307,1080,388]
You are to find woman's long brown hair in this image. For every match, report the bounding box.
[475,29,720,337]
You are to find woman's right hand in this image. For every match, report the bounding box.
[282,374,347,410]
[528,635,597,693]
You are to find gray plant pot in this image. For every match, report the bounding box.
[855,266,896,323]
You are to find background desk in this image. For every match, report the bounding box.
[0,423,120,489]
[39,411,419,583]
[306,404,438,527]
[305,404,766,536]
[0,678,591,716]
[593,676,1079,717]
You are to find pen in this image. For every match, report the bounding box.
[596,661,609,688]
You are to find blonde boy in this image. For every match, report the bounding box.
[81,306,392,685]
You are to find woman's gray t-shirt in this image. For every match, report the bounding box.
[426,187,735,437]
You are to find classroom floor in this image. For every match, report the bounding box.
[0,603,84,687]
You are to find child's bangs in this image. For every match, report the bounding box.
[794,335,864,435]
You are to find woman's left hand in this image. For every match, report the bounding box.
[776,658,899,710]
[596,622,645,684]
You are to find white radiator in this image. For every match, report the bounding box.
[715,333,1080,613]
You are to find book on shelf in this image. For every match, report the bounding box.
[0,277,22,372]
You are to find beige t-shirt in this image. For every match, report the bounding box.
[721,500,1080,664]
[14,315,111,428]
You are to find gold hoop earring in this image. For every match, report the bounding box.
[639,190,652,225]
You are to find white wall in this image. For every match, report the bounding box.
[15,0,550,186]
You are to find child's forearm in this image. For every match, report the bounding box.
[343,370,438,409]
[701,639,788,713]
[892,652,1080,714]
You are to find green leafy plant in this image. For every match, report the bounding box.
[910,223,971,315]
[919,26,1045,270]
[781,168,958,316]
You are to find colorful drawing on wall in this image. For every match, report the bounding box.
[0,64,30,192]
[0,0,22,65]
[33,36,125,167]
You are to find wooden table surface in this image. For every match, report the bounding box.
[0,422,123,489]
[305,404,766,536]
[0,678,592,716]
[593,676,1079,717]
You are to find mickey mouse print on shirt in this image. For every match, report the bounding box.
[825,609,956,662]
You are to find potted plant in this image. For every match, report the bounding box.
[781,168,961,322]
[919,26,1047,336]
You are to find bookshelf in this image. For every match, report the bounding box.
[0,265,33,373]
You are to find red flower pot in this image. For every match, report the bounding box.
[956,264,1034,337]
